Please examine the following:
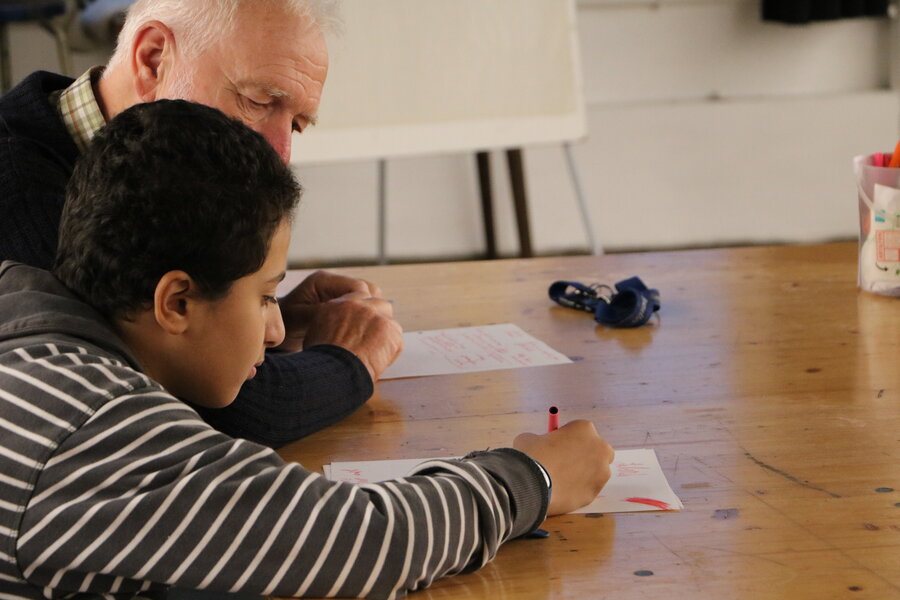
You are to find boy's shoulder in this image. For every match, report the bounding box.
[0,339,178,439]
[3,339,158,397]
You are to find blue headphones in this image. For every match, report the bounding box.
[548,277,660,328]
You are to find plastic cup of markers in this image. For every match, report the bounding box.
[853,154,900,296]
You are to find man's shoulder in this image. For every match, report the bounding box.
[0,70,73,116]
[0,71,78,169]
[0,72,80,262]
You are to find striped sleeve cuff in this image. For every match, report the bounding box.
[461,448,549,539]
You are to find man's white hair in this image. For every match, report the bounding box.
[106,0,340,70]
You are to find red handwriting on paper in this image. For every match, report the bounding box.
[408,325,567,373]
[626,497,671,510]
[335,469,369,484]
[617,462,650,477]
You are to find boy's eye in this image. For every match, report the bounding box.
[263,295,279,305]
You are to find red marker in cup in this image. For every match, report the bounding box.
[547,406,559,432]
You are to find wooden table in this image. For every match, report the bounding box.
[278,242,899,600]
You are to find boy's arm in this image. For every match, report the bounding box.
[17,387,546,599]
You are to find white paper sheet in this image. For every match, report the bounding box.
[275,270,312,297]
[380,323,572,380]
[324,448,682,513]
[573,448,683,513]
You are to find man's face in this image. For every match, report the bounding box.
[160,6,328,163]
[173,221,291,408]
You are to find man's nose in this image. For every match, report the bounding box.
[260,123,292,164]
[275,137,291,163]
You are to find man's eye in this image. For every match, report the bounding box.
[244,96,269,110]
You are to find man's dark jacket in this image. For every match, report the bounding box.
[0,71,372,447]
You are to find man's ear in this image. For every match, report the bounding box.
[153,271,196,335]
[131,20,177,102]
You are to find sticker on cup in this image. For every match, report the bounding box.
[859,183,900,295]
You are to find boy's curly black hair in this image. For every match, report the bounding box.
[54,99,300,319]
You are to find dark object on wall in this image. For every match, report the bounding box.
[79,0,132,44]
[0,1,73,92]
[762,0,889,24]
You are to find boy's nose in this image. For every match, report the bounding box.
[265,305,286,348]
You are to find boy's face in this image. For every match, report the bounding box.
[173,221,291,408]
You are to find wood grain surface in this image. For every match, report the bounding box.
[277,243,899,599]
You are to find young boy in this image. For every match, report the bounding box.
[0,100,613,599]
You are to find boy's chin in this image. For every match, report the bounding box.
[196,398,237,410]
[167,377,239,410]
[188,390,239,410]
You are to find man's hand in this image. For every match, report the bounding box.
[514,420,615,516]
[302,291,403,382]
[278,270,382,352]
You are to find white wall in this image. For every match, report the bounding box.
[6,0,899,265]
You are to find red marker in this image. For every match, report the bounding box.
[547,406,559,432]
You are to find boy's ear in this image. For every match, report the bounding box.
[131,20,177,102]
[153,271,195,335]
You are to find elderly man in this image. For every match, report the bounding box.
[0,0,403,447]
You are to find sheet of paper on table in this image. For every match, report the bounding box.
[577,448,684,513]
[380,323,572,380]
[324,448,682,513]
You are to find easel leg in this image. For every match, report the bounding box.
[377,159,387,265]
[476,151,498,259]
[506,148,533,258]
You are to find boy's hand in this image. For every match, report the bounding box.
[302,291,403,382]
[277,270,382,352]
[514,420,615,516]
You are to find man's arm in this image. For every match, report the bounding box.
[18,385,549,599]
[192,273,405,447]
[193,344,374,447]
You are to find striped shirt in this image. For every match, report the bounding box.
[0,263,547,599]
[50,67,106,154]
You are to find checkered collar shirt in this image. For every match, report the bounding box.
[51,66,107,154]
